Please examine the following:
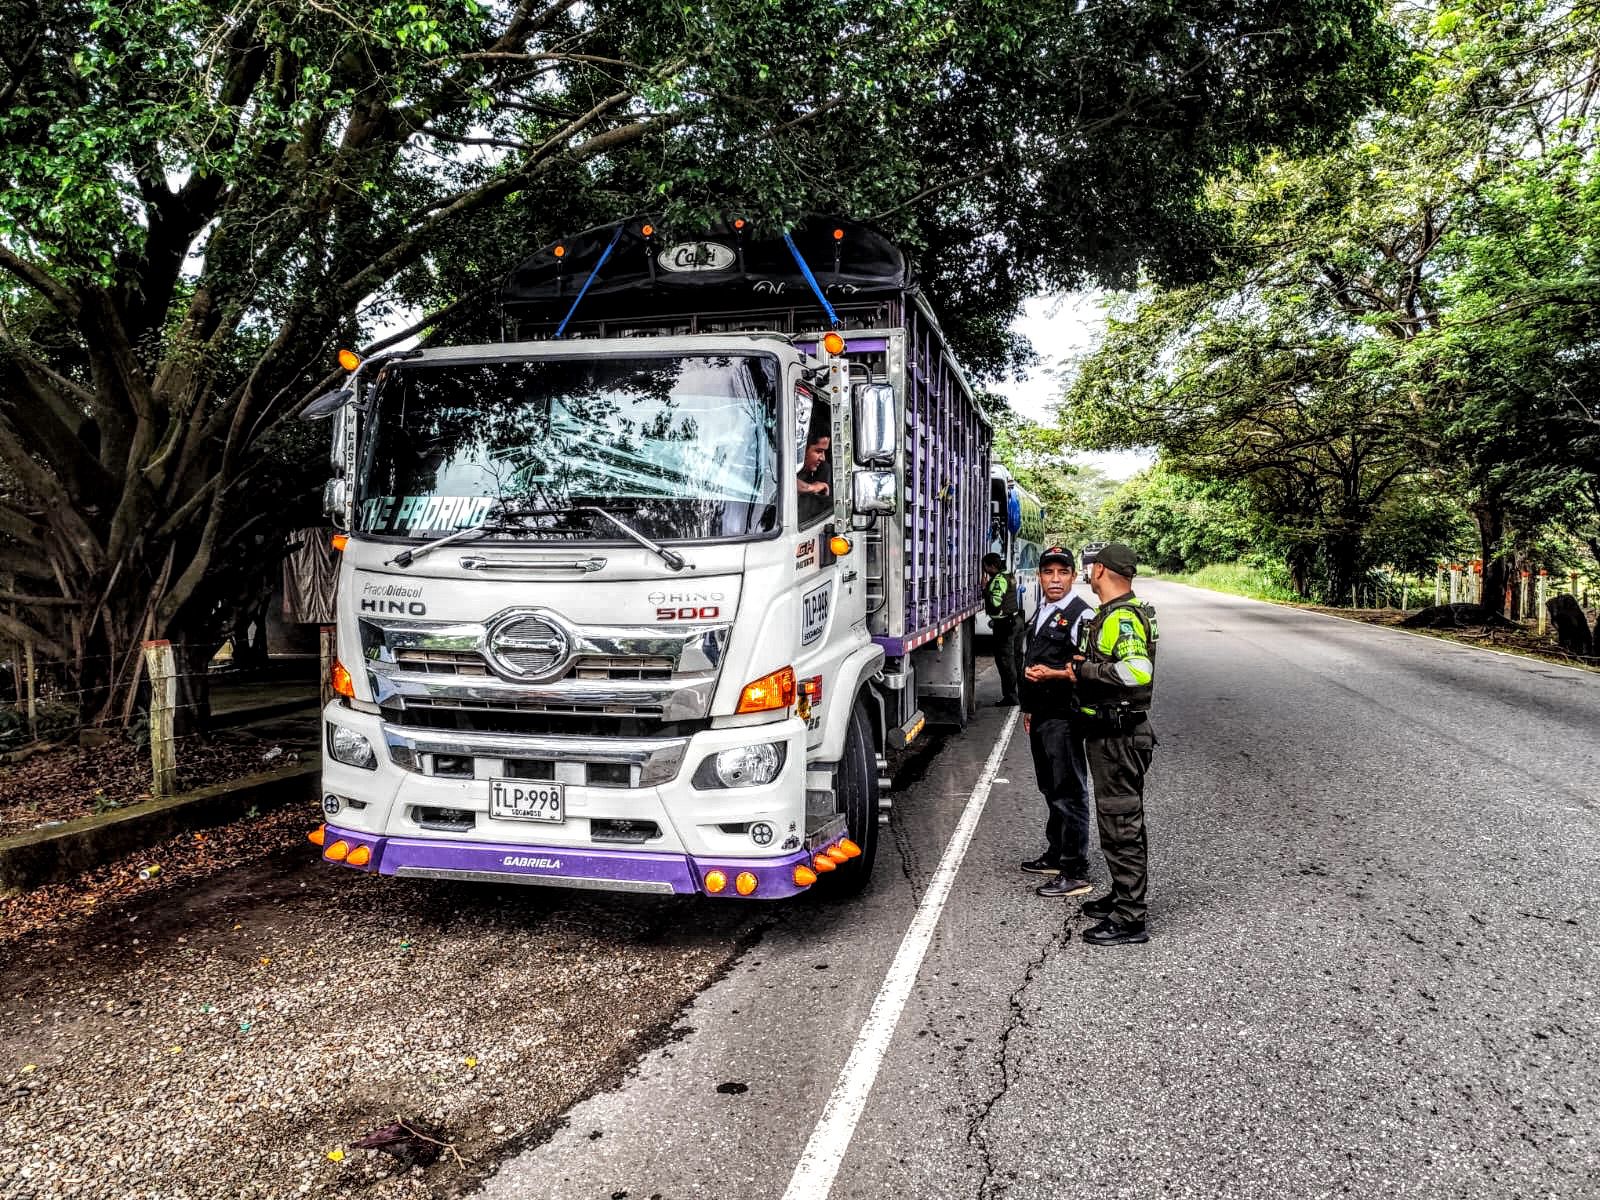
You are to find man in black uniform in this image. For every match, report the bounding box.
[1066,541,1158,946]
[1019,546,1095,898]
[981,552,1024,705]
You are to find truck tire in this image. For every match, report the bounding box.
[827,702,880,895]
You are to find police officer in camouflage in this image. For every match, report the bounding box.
[981,552,1024,706]
[1066,542,1159,946]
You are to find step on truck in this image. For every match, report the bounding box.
[309,216,990,898]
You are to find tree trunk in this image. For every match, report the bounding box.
[1473,501,1510,617]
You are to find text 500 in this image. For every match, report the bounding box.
[656,606,721,621]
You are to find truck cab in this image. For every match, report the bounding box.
[311,218,989,899]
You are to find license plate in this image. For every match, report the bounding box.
[489,779,566,823]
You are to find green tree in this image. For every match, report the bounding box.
[0,0,1397,720]
[1066,0,1600,607]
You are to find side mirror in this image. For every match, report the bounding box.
[323,478,350,528]
[329,402,353,472]
[301,383,354,421]
[852,384,895,467]
[851,468,897,517]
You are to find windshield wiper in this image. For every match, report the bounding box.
[385,501,692,572]
[385,500,550,569]
[571,505,694,572]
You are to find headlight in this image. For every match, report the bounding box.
[692,742,786,789]
[326,723,377,770]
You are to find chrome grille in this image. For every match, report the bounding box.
[488,613,571,678]
[572,655,674,681]
[395,648,489,676]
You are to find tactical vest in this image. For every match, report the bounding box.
[988,571,1019,619]
[1076,594,1158,712]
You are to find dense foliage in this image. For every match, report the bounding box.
[1066,0,1600,608]
[0,0,1394,721]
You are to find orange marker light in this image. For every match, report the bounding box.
[838,838,862,859]
[793,864,818,887]
[347,845,371,868]
[553,244,566,259]
[307,826,326,847]
[641,223,654,237]
[330,658,355,699]
[735,872,758,896]
[704,870,728,894]
[736,665,796,714]
[826,846,849,864]
[822,331,846,356]
[324,840,350,862]
[337,349,361,372]
[833,228,845,240]
[828,535,851,557]
[734,218,746,230]
[812,854,837,873]
[330,533,349,552]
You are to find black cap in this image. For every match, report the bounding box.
[1039,545,1075,569]
[1084,541,1137,577]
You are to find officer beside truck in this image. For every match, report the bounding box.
[1064,541,1159,947]
[982,552,1024,706]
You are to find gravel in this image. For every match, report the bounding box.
[0,819,768,1199]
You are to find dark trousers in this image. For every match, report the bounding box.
[992,617,1023,700]
[1027,716,1091,876]
[1085,721,1157,924]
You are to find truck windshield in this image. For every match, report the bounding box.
[357,354,780,542]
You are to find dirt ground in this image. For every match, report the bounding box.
[0,729,313,840]
[0,807,772,1199]
[1307,605,1600,672]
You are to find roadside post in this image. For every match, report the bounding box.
[1521,570,1531,623]
[1472,560,1483,605]
[1435,566,1445,607]
[143,640,178,796]
[319,625,337,711]
[1537,570,1549,635]
[1449,564,1462,604]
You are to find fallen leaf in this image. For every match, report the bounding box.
[258,957,271,966]
[464,1056,478,1068]
[20,1064,37,1074]
[326,1149,345,1163]
[168,1045,183,1055]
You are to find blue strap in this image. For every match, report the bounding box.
[555,224,625,338]
[782,231,841,328]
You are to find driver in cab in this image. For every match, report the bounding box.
[797,433,831,525]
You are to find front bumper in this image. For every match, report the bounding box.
[316,825,817,899]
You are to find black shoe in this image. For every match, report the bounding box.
[1036,876,1093,898]
[1020,857,1059,875]
[995,696,1018,707]
[1080,895,1115,918]
[1082,917,1149,946]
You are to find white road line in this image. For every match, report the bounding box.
[780,707,1022,1200]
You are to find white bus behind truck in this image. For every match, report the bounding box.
[974,465,1047,640]
[308,217,990,899]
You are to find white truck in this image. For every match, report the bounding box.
[308,218,990,898]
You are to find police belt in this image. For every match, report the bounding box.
[1080,707,1149,735]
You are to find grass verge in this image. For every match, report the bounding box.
[1151,561,1303,604]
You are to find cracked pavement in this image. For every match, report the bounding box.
[477,581,1600,1199]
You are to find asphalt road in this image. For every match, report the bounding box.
[477,581,1600,1200]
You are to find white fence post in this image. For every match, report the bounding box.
[1435,567,1445,607]
[1536,571,1549,635]
[143,640,178,797]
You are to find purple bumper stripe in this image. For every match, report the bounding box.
[320,826,814,899]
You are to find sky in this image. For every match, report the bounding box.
[991,292,1154,481]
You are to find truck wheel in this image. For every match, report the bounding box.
[827,702,880,895]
